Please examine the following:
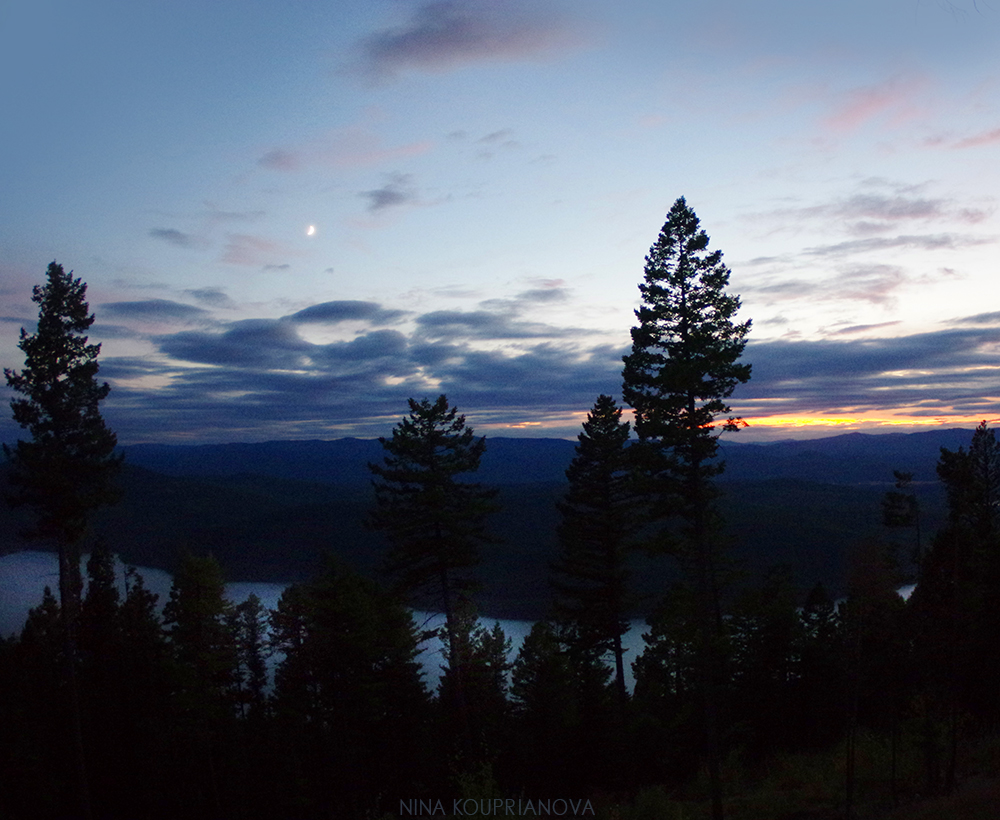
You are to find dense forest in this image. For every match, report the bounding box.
[3,206,1000,819]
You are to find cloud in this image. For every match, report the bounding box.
[185,288,235,308]
[474,129,520,157]
[953,127,1000,149]
[478,285,571,313]
[221,234,295,267]
[750,183,992,237]
[415,309,577,341]
[360,173,417,212]
[258,149,300,171]
[88,323,145,340]
[947,311,1000,326]
[735,327,1000,419]
[286,300,408,325]
[829,321,902,336]
[149,228,199,248]
[72,286,1000,443]
[739,263,911,308]
[351,0,577,82]
[821,76,926,134]
[202,205,267,223]
[100,299,213,323]
[802,233,992,258]
[258,127,433,173]
[263,264,291,272]
[478,129,514,144]
[159,320,312,369]
[836,193,943,222]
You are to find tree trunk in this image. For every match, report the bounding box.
[690,445,724,820]
[59,542,92,820]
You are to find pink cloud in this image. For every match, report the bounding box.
[258,127,433,173]
[953,127,1000,149]
[317,127,433,169]
[822,76,926,133]
[221,234,298,267]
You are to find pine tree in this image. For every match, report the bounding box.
[909,421,1000,790]
[552,394,637,704]
[794,582,845,749]
[162,552,237,717]
[438,604,511,760]
[621,198,751,819]
[269,560,429,816]
[161,552,239,817]
[4,262,121,820]
[4,263,121,619]
[230,593,270,720]
[883,470,922,570]
[509,621,579,792]
[368,395,498,737]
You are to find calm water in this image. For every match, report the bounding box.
[0,551,648,691]
[5,552,910,692]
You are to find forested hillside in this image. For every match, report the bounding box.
[1,432,955,618]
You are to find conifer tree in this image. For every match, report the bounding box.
[621,198,751,819]
[509,621,579,792]
[4,262,121,820]
[269,560,429,815]
[163,552,237,716]
[910,421,1000,790]
[230,593,270,720]
[368,395,498,737]
[438,605,511,759]
[552,394,637,704]
[4,263,121,623]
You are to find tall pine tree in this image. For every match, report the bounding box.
[368,395,498,742]
[4,262,121,820]
[552,393,637,704]
[621,198,751,820]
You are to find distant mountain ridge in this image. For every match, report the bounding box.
[122,427,977,487]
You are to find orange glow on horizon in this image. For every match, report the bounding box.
[743,414,1000,429]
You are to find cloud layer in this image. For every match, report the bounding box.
[45,288,996,444]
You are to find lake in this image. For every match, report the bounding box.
[0,550,650,691]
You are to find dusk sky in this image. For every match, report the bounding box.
[2,0,999,444]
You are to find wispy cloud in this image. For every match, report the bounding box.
[185,288,235,308]
[802,233,992,258]
[259,126,433,172]
[257,149,300,171]
[100,299,213,324]
[149,228,200,249]
[946,310,1000,326]
[220,234,298,267]
[829,321,902,336]
[350,0,579,83]
[360,173,417,212]
[952,127,1000,149]
[286,300,408,325]
[821,75,927,134]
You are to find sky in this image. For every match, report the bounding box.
[2,0,999,445]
